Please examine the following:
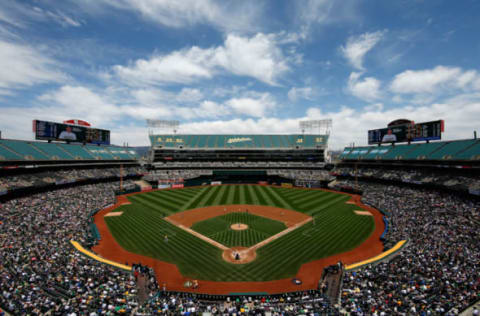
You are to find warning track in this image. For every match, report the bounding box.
[90,188,385,295]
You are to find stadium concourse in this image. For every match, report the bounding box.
[0,135,479,315]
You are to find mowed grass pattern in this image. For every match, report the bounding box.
[105,185,374,281]
[191,212,286,247]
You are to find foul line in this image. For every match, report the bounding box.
[164,218,229,250]
[344,240,407,270]
[165,217,313,254]
[70,240,131,271]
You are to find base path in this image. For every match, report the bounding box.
[166,204,311,228]
[92,188,385,295]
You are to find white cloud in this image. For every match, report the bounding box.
[112,33,289,86]
[0,2,82,29]
[177,88,204,103]
[390,66,480,94]
[341,30,385,70]
[288,87,314,102]
[38,86,120,125]
[93,0,262,33]
[0,40,64,93]
[225,93,276,117]
[347,72,382,101]
[294,0,358,39]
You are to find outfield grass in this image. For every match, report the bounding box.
[191,212,287,247]
[105,185,374,282]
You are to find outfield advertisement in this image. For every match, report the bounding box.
[211,181,222,185]
[172,183,184,189]
[158,184,171,189]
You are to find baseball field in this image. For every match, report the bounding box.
[101,185,377,283]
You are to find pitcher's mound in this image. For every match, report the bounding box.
[231,223,248,231]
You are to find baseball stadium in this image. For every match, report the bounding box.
[1,1,480,315]
[1,116,479,315]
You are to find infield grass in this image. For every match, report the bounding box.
[105,185,374,281]
[191,212,287,247]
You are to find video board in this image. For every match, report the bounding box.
[34,120,110,145]
[368,120,444,144]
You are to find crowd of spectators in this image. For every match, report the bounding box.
[0,181,144,315]
[135,290,337,315]
[0,166,144,192]
[151,161,324,169]
[144,169,212,182]
[333,166,480,195]
[2,170,479,315]
[339,180,480,315]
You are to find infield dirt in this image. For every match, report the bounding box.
[92,188,385,295]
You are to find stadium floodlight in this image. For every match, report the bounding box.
[146,120,180,135]
[299,119,332,134]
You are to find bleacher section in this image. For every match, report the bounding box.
[341,139,480,162]
[0,139,139,161]
[0,139,49,160]
[150,134,329,149]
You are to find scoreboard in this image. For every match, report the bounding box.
[368,120,443,144]
[34,120,110,145]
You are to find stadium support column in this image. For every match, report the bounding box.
[120,164,123,191]
[354,163,358,191]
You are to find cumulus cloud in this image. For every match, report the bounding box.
[0,40,65,94]
[341,30,385,70]
[225,93,276,117]
[112,33,289,86]
[288,87,314,102]
[347,72,382,101]
[390,66,480,94]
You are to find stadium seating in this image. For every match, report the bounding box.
[107,147,139,160]
[0,139,49,160]
[341,139,480,161]
[0,139,139,161]
[84,145,116,160]
[31,142,75,160]
[0,142,23,160]
[427,139,477,160]
[455,140,480,160]
[149,134,329,149]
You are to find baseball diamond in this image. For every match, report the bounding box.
[94,184,385,294]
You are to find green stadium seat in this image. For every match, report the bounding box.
[402,142,446,160]
[196,135,208,148]
[263,136,273,148]
[428,139,477,160]
[56,143,95,160]
[0,142,23,160]
[31,142,74,160]
[380,144,418,160]
[206,135,217,148]
[85,145,116,160]
[252,135,264,148]
[339,148,352,159]
[455,140,480,160]
[107,147,137,160]
[344,147,370,160]
[0,140,49,160]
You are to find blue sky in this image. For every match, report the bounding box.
[0,0,479,148]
